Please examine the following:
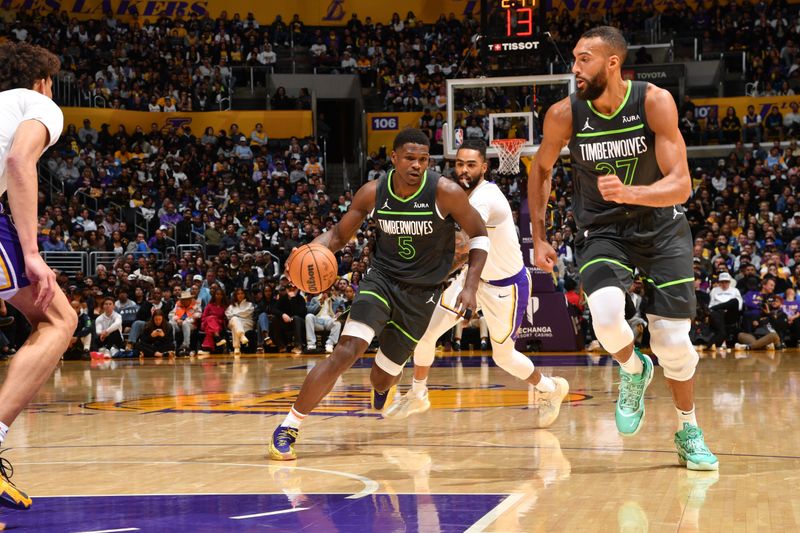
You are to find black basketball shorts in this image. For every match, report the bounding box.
[347,267,443,366]
[575,208,696,319]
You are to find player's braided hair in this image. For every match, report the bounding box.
[0,42,61,92]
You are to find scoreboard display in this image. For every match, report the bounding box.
[482,0,545,54]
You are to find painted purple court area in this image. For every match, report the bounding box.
[2,493,507,532]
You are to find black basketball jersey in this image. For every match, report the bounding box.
[370,169,455,287]
[568,80,665,228]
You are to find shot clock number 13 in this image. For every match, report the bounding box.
[501,0,536,37]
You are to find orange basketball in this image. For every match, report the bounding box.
[286,244,338,294]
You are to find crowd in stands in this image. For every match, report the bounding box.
[31,114,372,358]
[4,1,800,112]
[3,5,800,359]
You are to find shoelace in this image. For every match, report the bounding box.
[619,373,645,411]
[276,428,298,448]
[0,450,15,485]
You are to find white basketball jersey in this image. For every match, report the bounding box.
[469,180,524,281]
[0,89,63,197]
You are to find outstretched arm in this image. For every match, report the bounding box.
[597,85,692,207]
[437,179,488,316]
[312,180,377,252]
[527,97,571,273]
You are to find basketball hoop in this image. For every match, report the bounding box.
[491,139,527,175]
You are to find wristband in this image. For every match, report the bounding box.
[468,236,490,252]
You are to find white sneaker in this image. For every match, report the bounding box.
[534,377,570,429]
[587,340,602,352]
[325,344,334,353]
[240,334,248,345]
[766,343,776,350]
[734,343,750,351]
[233,348,241,355]
[383,390,431,419]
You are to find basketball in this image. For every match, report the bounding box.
[286,244,338,294]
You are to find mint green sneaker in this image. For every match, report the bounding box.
[615,349,654,436]
[674,423,719,471]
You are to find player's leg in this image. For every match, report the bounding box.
[0,285,76,509]
[370,282,442,413]
[578,237,654,436]
[479,271,569,428]
[642,254,717,469]
[268,277,391,460]
[384,282,462,419]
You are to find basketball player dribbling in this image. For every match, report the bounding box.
[0,42,78,508]
[269,128,489,461]
[528,27,718,470]
[385,140,570,427]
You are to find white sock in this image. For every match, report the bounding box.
[535,375,556,393]
[676,406,697,431]
[282,406,307,429]
[411,378,428,397]
[619,351,643,375]
[0,421,7,445]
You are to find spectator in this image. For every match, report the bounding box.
[764,106,784,140]
[128,288,167,349]
[742,105,763,143]
[783,102,800,138]
[65,300,93,360]
[680,109,702,146]
[272,282,306,354]
[250,123,268,146]
[721,106,742,144]
[226,287,255,355]
[737,294,784,350]
[136,309,175,357]
[94,297,124,356]
[703,106,721,144]
[304,290,343,354]
[707,272,743,351]
[199,287,228,353]
[169,289,201,356]
[114,288,139,330]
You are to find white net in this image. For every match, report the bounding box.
[491,139,526,175]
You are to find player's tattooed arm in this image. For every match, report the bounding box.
[313,180,377,252]
[450,229,470,273]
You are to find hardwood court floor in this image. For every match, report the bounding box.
[0,348,797,532]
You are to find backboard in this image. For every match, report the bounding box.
[444,74,575,159]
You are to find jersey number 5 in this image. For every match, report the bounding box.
[398,236,416,260]
[596,158,639,185]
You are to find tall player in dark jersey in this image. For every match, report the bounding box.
[528,27,718,470]
[269,128,488,461]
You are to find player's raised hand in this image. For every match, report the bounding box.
[534,239,558,273]
[25,255,57,311]
[597,174,631,204]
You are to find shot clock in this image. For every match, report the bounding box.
[482,0,544,54]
